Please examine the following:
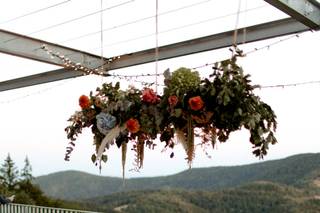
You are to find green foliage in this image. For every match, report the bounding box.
[0,155,88,211]
[20,156,33,182]
[0,153,19,190]
[160,58,277,163]
[205,58,277,157]
[85,182,320,213]
[165,67,201,97]
[16,181,50,205]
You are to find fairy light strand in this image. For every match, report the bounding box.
[107,32,303,81]
[244,33,302,56]
[110,73,163,78]
[1,33,319,105]
[1,76,319,105]
[41,44,120,76]
[109,32,316,89]
[259,80,320,89]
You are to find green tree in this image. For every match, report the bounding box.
[20,156,33,182]
[0,153,19,190]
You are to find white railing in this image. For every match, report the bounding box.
[0,203,99,213]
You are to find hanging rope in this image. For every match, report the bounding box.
[232,0,242,57]
[100,0,105,82]
[155,0,159,93]
[241,0,248,44]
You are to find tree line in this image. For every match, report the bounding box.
[0,153,33,191]
[0,154,89,210]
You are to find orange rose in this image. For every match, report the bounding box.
[142,88,159,104]
[126,118,140,133]
[188,96,204,111]
[79,95,91,109]
[168,95,178,107]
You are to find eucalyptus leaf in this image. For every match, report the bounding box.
[101,155,108,163]
[91,154,96,163]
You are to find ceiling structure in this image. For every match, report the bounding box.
[0,0,319,92]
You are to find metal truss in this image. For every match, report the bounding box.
[0,0,319,91]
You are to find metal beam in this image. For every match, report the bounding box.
[0,17,312,92]
[105,17,309,71]
[0,28,109,69]
[0,69,84,92]
[265,0,320,29]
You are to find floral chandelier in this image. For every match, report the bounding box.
[65,56,277,175]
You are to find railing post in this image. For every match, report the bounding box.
[1,203,100,213]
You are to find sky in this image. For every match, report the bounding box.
[0,0,319,178]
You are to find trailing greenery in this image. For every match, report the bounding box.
[35,153,320,200]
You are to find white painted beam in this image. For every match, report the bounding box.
[265,0,320,29]
[0,17,312,92]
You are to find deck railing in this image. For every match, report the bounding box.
[0,203,99,213]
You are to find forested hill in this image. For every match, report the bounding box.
[85,182,320,213]
[35,153,320,200]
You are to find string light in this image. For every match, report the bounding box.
[3,35,319,105]
[259,80,320,89]
[110,70,320,90]
[1,74,319,105]
[0,1,316,104]
[192,32,304,70]
[107,31,318,89]
[110,73,163,78]
[244,33,302,56]
[106,31,304,85]
[41,44,120,76]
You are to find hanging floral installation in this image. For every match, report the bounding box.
[65,56,277,175]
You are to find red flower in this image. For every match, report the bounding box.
[79,95,91,109]
[188,96,204,111]
[126,118,140,133]
[168,95,178,107]
[142,88,159,104]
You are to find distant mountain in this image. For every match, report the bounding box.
[35,153,320,200]
[85,182,320,213]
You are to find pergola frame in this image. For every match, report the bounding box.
[0,0,319,92]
